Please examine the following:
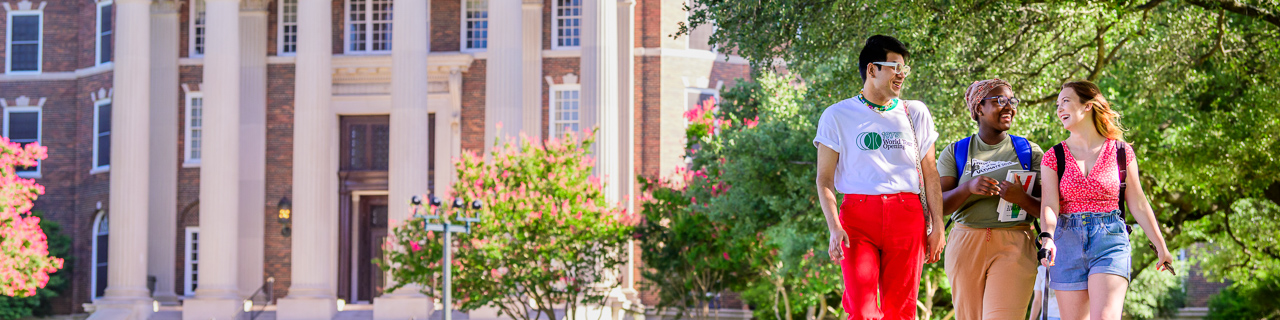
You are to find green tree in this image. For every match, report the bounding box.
[377,129,639,320]
[0,212,71,320]
[679,0,1279,316]
[633,172,756,320]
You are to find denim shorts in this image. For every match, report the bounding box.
[1049,210,1131,291]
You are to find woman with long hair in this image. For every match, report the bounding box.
[1038,81,1175,320]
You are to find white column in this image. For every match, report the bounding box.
[276,0,338,316]
[374,0,434,316]
[581,0,620,202]
[521,0,542,140]
[146,0,181,306]
[616,0,641,307]
[183,0,242,317]
[238,0,268,299]
[484,0,523,145]
[88,0,153,318]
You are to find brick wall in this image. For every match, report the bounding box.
[72,71,114,313]
[174,65,204,298]
[264,63,295,300]
[461,59,485,153]
[431,0,459,52]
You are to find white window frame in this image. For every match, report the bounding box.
[460,0,487,52]
[5,7,44,74]
[95,0,113,65]
[550,0,580,50]
[343,0,393,54]
[3,106,42,178]
[684,87,721,124]
[189,0,205,57]
[92,98,111,173]
[183,227,199,296]
[548,84,581,137]
[277,0,297,55]
[183,93,203,167]
[90,211,108,300]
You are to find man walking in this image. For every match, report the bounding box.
[814,35,945,320]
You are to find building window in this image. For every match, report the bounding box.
[552,0,580,49]
[91,211,109,300]
[685,0,715,51]
[183,227,199,296]
[5,10,43,73]
[97,1,113,64]
[93,99,112,171]
[3,106,41,177]
[190,0,206,57]
[340,116,390,171]
[184,93,203,166]
[686,88,719,117]
[279,0,297,54]
[346,0,392,53]
[550,86,580,137]
[462,0,487,51]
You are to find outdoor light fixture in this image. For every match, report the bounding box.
[152,300,159,312]
[243,300,252,312]
[278,197,292,237]
[414,193,484,320]
[336,299,346,312]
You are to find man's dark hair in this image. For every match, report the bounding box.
[858,35,911,82]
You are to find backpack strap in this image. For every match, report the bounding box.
[1053,143,1065,183]
[944,136,972,230]
[1011,135,1033,171]
[954,136,972,177]
[1117,141,1129,226]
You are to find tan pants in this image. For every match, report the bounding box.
[944,224,1038,320]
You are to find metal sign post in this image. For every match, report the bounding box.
[411,195,483,320]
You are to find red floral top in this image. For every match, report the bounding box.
[1041,139,1135,214]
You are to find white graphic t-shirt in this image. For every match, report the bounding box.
[813,97,939,195]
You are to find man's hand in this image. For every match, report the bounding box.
[926,222,945,263]
[829,228,849,262]
[966,176,1001,196]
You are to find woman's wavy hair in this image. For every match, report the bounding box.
[1063,81,1126,141]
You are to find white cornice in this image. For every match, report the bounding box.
[0,63,113,82]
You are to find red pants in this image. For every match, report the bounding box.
[839,193,926,320]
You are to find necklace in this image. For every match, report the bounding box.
[858,90,899,114]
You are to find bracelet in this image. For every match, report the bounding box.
[1038,232,1053,239]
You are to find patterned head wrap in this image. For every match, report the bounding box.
[964,79,1012,121]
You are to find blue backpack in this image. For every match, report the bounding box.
[945,135,1034,229]
[954,135,1034,175]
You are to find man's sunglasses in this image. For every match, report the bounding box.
[871,62,911,77]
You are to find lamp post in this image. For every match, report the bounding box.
[277,196,292,237]
[412,194,483,320]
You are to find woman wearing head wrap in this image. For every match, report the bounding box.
[936,79,1045,319]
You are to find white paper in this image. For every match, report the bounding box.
[998,170,1038,222]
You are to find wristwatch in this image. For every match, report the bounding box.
[1038,232,1053,241]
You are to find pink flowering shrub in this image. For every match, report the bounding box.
[376,127,638,320]
[0,138,62,297]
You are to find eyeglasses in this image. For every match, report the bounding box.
[871,62,911,77]
[982,96,1021,109]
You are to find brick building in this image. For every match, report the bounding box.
[0,0,750,318]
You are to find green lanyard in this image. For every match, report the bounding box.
[858,92,899,113]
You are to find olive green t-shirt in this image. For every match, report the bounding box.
[936,134,1044,229]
